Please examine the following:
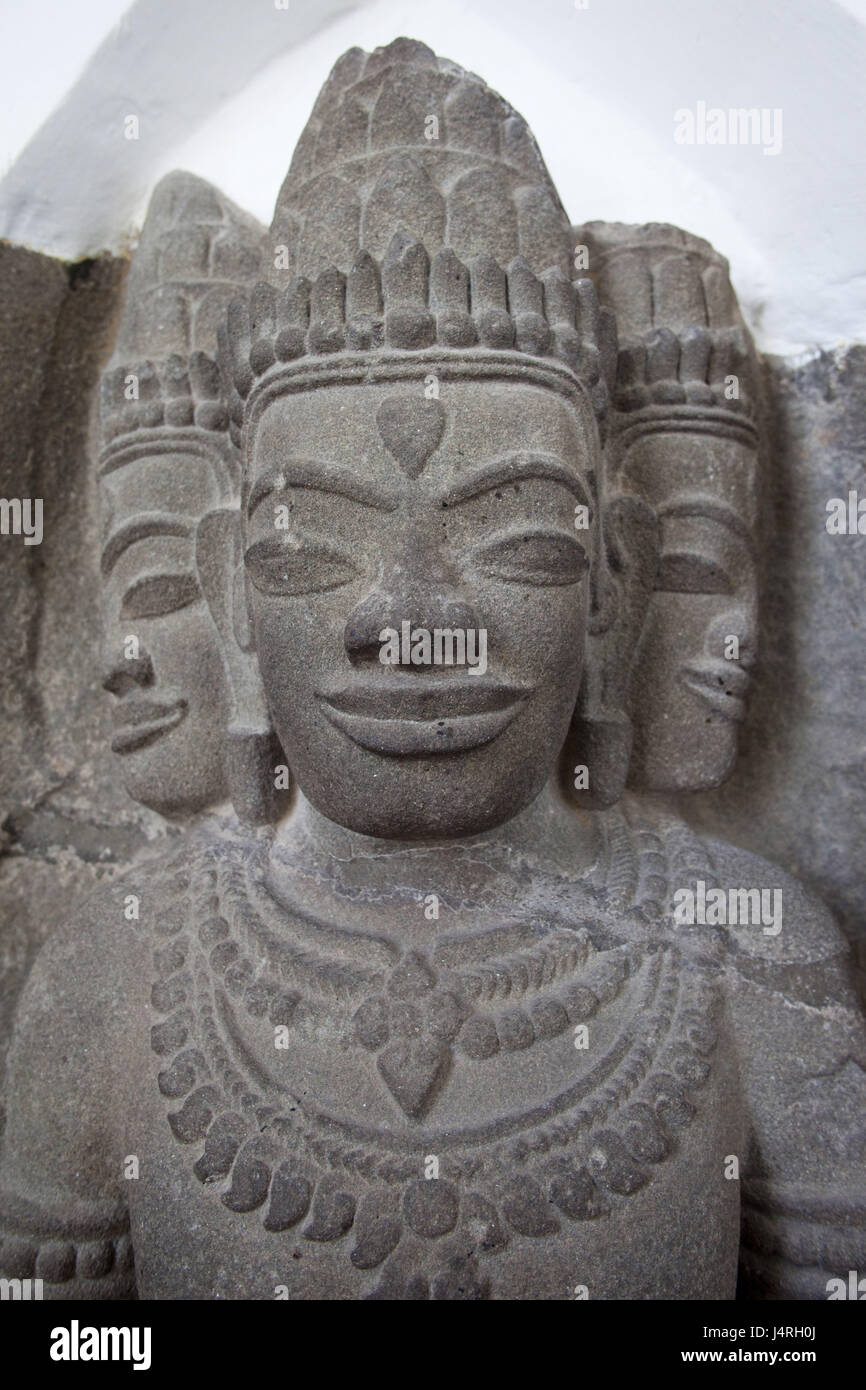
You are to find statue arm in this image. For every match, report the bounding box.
[739,1182,866,1300]
[715,845,866,1299]
[0,897,139,1299]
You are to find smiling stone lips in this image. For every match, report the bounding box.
[111,696,188,755]
[317,675,529,756]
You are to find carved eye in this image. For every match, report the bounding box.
[121,573,200,618]
[655,553,733,595]
[245,537,357,596]
[469,530,589,586]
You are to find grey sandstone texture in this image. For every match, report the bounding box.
[0,37,864,1301]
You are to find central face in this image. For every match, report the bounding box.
[244,378,596,837]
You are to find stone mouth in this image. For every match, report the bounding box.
[316,679,527,754]
[681,662,749,722]
[319,677,527,716]
[111,698,188,753]
[318,706,523,756]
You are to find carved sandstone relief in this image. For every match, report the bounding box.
[0,37,863,1303]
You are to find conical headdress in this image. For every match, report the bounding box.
[222,39,616,446]
[271,36,572,280]
[100,171,265,489]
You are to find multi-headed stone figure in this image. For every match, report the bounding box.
[0,38,863,1301]
[98,170,280,821]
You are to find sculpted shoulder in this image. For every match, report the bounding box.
[609,800,852,981]
[0,831,209,1202]
[691,834,854,983]
[690,837,866,1295]
[14,814,260,1024]
[18,837,196,1000]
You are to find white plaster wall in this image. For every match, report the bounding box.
[1,0,864,354]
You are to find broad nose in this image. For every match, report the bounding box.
[344,540,480,667]
[706,609,756,668]
[102,642,155,695]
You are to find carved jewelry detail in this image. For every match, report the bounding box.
[149,812,721,1296]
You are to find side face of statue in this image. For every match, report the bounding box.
[100,436,232,815]
[576,220,762,794]
[243,380,596,837]
[623,432,758,788]
[96,170,266,818]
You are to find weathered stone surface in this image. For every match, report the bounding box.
[0,37,864,1302]
[686,347,866,974]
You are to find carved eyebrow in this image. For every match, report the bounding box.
[101,514,194,575]
[247,462,398,519]
[658,498,753,544]
[438,453,591,508]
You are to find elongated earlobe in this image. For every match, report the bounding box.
[196,508,291,824]
[232,563,255,653]
[226,726,288,825]
[565,494,658,809]
[563,701,634,810]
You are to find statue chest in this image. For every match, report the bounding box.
[123,837,743,1299]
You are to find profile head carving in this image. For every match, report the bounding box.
[99,353,238,816]
[98,172,267,818]
[619,420,759,790]
[577,220,763,792]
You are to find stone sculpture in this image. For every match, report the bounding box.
[0,38,863,1301]
[98,171,274,820]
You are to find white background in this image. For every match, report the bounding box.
[1,0,864,353]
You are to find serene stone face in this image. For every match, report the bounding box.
[243,378,598,837]
[100,442,230,815]
[622,433,758,789]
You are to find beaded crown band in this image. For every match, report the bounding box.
[574,220,759,427]
[613,325,757,424]
[99,352,230,451]
[219,232,617,448]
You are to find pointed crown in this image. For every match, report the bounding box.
[223,40,616,442]
[100,352,230,449]
[100,171,265,476]
[270,37,573,281]
[575,220,759,426]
